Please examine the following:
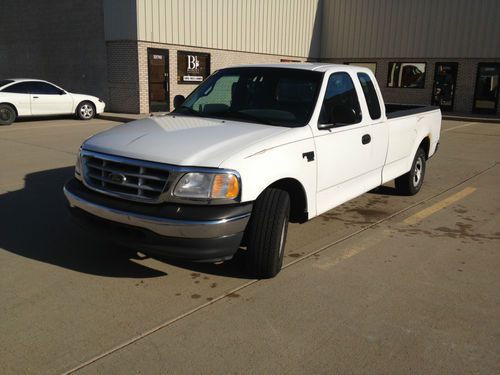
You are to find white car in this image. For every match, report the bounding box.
[0,79,105,125]
[64,63,441,278]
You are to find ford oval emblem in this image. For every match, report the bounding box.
[109,172,127,184]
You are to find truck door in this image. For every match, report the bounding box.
[355,72,389,191]
[313,71,374,215]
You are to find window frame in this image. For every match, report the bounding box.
[386,62,427,89]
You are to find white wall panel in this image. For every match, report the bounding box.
[321,0,500,58]
[135,0,321,57]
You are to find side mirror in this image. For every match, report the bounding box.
[317,122,335,130]
[318,105,359,130]
[173,95,185,109]
[59,90,66,95]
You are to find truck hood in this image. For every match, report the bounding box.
[83,115,290,167]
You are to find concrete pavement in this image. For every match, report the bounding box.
[0,118,499,374]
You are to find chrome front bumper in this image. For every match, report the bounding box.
[63,185,251,239]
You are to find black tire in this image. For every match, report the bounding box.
[77,101,95,120]
[0,104,16,125]
[245,188,290,278]
[395,147,426,196]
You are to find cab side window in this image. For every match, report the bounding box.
[30,82,63,95]
[357,73,381,120]
[1,82,32,94]
[319,72,361,126]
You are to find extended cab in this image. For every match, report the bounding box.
[64,64,441,278]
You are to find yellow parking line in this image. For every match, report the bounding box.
[404,187,477,225]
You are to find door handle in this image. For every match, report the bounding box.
[362,134,371,145]
[33,96,39,99]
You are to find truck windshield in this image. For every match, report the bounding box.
[174,67,323,127]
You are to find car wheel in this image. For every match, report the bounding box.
[395,147,426,196]
[245,188,290,278]
[0,104,16,125]
[77,101,95,120]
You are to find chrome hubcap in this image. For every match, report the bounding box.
[80,104,93,119]
[413,157,423,187]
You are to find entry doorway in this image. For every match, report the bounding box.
[431,62,458,111]
[147,48,169,112]
[473,63,499,114]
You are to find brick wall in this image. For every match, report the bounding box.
[0,0,109,103]
[106,41,140,113]
[323,58,500,116]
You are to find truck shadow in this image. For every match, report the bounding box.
[0,167,248,279]
[368,185,400,196]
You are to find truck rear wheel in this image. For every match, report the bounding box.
[395,147,426,195]
[245,188,290,278]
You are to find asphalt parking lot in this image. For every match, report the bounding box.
[0,117,499,374]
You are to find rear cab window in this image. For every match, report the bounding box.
[357,72,381,120]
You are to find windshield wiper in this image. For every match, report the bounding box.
[173,106,205,117]
[207,110,276,126]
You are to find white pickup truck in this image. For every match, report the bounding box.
[64,64,441,278]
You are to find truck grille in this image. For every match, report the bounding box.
[82,153,170,203]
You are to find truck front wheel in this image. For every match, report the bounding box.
[395,147,426,195]
[245,188,290,278]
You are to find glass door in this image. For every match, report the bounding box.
[473,63,500,114]
[431,62,458,111]
[148,49,169,112]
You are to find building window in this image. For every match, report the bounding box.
[345,62,377,75]
[387,62,426,88]
[177,51,210,84]
[280,59,301,63]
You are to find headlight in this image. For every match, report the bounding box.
[75,150,83,181]
[173,172,240,200]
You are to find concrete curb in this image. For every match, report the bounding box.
[442,115,500,124]
[97,114,149,123]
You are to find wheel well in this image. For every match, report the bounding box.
[0,103,18,116]
[268,178,308,223]
[419,137,430,159]
[76,100,95,113]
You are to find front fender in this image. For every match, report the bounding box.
[221,135,318,218]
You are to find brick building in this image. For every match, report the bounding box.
[1,0,499,116]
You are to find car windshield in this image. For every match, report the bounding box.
[0,79,14,89]
[174,67,323,127]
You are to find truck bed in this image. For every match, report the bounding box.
[385,103,439,119]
